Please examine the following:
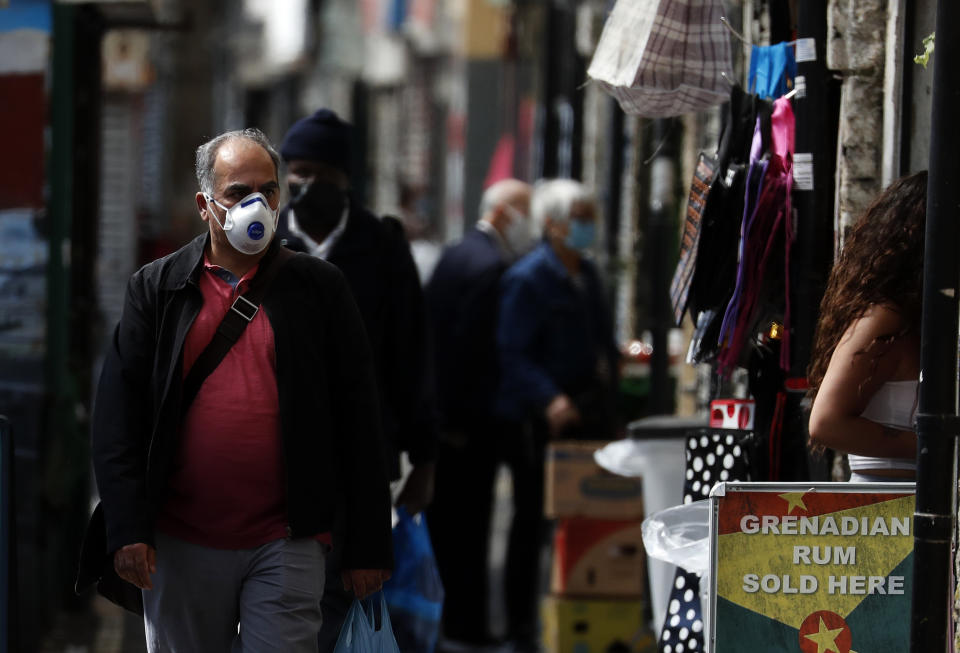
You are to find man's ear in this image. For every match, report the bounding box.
[196,192,211,222]
[489,204,508,230]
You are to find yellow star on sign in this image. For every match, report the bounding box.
[804,617,845,653]
[779,491,808,514]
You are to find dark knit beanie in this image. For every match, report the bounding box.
[279,108,352,173]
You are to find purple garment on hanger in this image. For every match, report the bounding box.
[717,117,767,354]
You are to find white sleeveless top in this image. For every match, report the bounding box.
[848,380,918,472]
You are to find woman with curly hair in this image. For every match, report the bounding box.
[807,170,927,482]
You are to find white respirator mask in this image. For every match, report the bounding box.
[205,192,279,255]
[503,204,537,259]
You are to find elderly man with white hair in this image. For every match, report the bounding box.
[425,178,534,651]
[494,178,620,651]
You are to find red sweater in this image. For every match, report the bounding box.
[156,259,330,549]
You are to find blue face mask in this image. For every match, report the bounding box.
[564,220,596,252]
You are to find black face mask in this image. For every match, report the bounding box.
[289,181,347,234]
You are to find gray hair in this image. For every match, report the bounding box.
[530,178,594,233]
[195,128,282,195]
[478,178,528,220]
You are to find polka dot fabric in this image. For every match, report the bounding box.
[682,430,751,504]
[658,569,705,653]
[658,428,752,653]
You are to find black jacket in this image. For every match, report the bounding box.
[425,227,507,429]
[79,235,393,607]
[277,205,438,478]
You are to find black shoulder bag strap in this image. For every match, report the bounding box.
[180,245,295,415]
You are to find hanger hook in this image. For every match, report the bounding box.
[720,16,751,46]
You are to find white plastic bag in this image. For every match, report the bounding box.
[593,437,686,480]
[641,499,711,575]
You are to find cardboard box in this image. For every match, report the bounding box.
[541,596,657,653]
[545,441,645,520]
[551,518,647,598]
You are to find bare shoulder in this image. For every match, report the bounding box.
[861,303,908,330]
[836,304,917,380]
[839,304,907,350]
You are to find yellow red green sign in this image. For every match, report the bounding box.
[711,484,914,653]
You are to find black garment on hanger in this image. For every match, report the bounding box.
[685,86,773,363]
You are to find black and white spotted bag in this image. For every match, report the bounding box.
[657,428,752,653]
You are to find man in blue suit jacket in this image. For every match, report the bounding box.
[425,179,533,649]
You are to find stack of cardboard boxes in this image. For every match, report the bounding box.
[541,441,657,653]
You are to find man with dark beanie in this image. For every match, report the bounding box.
[278,109,438,649]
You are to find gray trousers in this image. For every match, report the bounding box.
[142,532,327,653]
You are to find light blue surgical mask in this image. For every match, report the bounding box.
[565,220,595,252]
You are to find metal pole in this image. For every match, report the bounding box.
[910,1,960,650]
[785,0,839,482]
[790,0,836,379]
[645,119,678,415]
[48,3,74,403]
[604,99,624,265]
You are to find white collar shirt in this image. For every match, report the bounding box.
[287,204,349,261]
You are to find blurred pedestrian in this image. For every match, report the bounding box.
[424,178,534,649]
[77,128,393,652]
[397,180,443,284]
[277,108,439,649]
[495,178,620,651]
[807,171,926,482]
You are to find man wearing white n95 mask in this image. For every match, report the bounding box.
[202,190,278,255]
[76,128,393,652]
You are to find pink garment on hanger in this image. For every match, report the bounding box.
[771,97,795,161]
[772,97,794,370]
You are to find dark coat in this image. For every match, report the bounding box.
[77,235,393,611]
[496,242,619,426]
[424,227,507,429]
[277,205,438,477]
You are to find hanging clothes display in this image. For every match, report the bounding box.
[677,75,795,373]
[670,36,801,491]
[716,97,795,375]
[681,86,773,365]
[587,0,733,117]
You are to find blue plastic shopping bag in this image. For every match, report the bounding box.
[382,507,445,653]
[333,595,401,653]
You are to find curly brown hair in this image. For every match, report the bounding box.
[807,170,927,400]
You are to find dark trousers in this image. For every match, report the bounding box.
[427,425,502,643]
[504,419,550,646]
[317,519,350,651]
